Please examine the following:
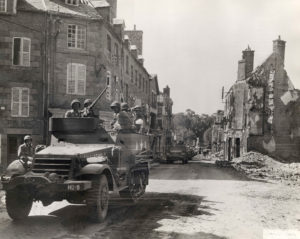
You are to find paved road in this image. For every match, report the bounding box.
[0,158,299,239]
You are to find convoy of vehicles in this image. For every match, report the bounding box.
[0,93,198,222]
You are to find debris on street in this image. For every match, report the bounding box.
[231,151,300,184]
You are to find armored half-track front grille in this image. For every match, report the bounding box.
[32,157,72,178]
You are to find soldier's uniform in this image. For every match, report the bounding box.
[18,143,34,158]
[65,110,81,118]
[81,99,97,118]
[65,99,81,118]
[110,101,133,130]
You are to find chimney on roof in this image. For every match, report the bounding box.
[237,60,246,82]
[237,45,254,81]
[163,86,170,97]
[106,0,117,19]
[242,45,254,78]
[273,35,286,64]
[124,25,143,55]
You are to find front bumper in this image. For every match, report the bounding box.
[1,173,92,192]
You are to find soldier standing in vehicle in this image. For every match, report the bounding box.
[110,101,132,130]
[81,98,97,118]
[65,99,81,118]
[18,135,34,162]
[132,105,145,133]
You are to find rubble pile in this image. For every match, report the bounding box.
[232,151,300,184]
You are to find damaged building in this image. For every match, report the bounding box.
[224,36,300,162]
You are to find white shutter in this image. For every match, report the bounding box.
[67,63,76,94]
[67,63,86,95]
[22,38,31,66]
[21,88,29,116]
[77,64,86,95]
[11,87,29,117]
[11,88,20,116]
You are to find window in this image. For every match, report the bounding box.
[107,35,111,52]
[67,25,86,49]
[142,77,145,92]
[12,38,31,67]
[125,83,128,101]
[139,74,142,89]
[106,71,111,100]
[114,43,119,66]
[11,87,29,117]
[131,65,133,82]
[66,63,86,95]
[65,0,79,6]
[126,56,129,74]
[0,0,7,12]
[135,70,138,85]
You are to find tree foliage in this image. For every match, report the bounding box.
[173,109,215,144]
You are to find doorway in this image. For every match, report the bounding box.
[7,135,25,165]
[228,137,232,161]
[235,138,241,158]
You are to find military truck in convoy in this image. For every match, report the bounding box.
[1,91,153,222]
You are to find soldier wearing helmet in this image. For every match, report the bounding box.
[110,101,121,130]
[65,99,81,118]
[81,98,97,118]
[18,135,34,163]
[132,105,145,133]
[121,102,129,112]
[110,101,132,130]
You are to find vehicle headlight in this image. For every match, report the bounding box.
[1,175,11,182]
[86,156,108,164]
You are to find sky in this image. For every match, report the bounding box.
[117,0,300,115]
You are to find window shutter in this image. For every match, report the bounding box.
[21,88,29,116]
[11,88,20,116]
[67,63,76,94]
[22,38,31,66]
[77,64,86,95]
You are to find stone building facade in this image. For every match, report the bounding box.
[0,0,162,168]
[224,37,300,162]
[156,86,173,159]
[211,110,224,153]
[0,0,47,168]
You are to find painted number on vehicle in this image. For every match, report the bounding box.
[67,184,81,191]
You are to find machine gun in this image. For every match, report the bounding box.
[82,87,108,117]
[88,86,108,110]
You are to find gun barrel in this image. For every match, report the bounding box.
[88,86,108,109]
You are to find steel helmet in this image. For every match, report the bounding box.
[24,135,32,141]
[132,105,142,111]
[110,101,120,109]
[84,99,92,107]
[121,102,129,111]
[71,99,81,108]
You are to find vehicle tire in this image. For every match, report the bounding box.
[6,187,33,221]
[86,174,109,223]
[182,159,188,164]
[119,171,147,203]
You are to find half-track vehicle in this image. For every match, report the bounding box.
[1,116,153,222]
[166,143,188,164]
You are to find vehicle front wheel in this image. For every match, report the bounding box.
[86,174,109,222]
[6,187,33,221]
